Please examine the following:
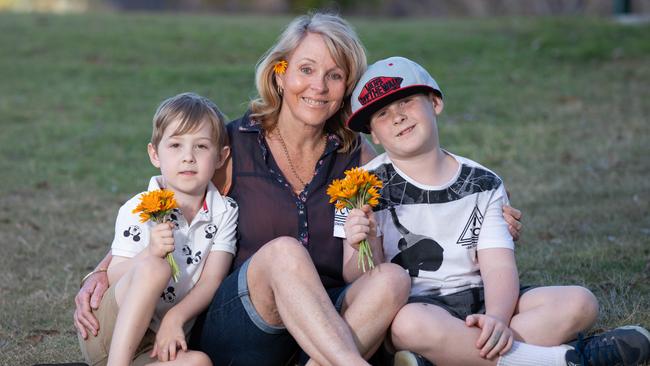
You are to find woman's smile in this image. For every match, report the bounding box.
[301,96,329,106]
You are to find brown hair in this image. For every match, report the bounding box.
[151,92,228,150]
[249,12,367,153]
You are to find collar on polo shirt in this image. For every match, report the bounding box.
[147,176,228,220]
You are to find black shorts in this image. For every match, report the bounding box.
[407,286,535,320]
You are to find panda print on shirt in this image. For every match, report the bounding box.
[182,245,202,265]
[161,286,176,303]
[204,224,217,239]
[123,225,142,242]
[168,208,181,229]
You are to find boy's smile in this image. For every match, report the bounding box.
[369,93,442,159]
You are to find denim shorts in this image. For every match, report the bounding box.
[197,258,348,366]
[407,285,534,320]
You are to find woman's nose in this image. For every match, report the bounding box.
[311,75,328,93]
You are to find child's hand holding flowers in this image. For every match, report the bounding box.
[148,222,176,259]
[132,189,181,282]
[327,167,383,272]
[343,206,378,251]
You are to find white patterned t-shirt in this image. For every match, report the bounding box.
[334,152,513,296]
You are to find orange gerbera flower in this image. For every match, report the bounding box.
[132,189,178,223]
[327,167,383,272]
[273,60,288,74]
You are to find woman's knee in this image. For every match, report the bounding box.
[256,236,310,270]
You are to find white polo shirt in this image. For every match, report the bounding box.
[111,176,238,332]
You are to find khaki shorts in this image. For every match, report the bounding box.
[77,285,156,366]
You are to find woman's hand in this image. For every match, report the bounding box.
[150,312,187,362]
[343,205,376,250]
[466,314,514,360]
[502,205,522,242]
[74,270,109,339]
[148,222,175,258]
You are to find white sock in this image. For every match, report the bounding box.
[496,341,571,366]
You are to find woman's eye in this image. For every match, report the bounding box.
[300,67,312,74]
[328,73,343,81]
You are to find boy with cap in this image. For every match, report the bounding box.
[336,56,650,366]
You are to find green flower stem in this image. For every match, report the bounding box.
[156,213,181,283]
[342,185,377,272]
[166,253,180,282]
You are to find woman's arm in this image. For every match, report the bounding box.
[503,205,522,241]
[74,250,112,339]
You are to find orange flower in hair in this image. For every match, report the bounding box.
[273,60,288,75]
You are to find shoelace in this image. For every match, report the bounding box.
[575,332,623,366]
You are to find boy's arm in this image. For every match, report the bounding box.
[342,233,384,283]
[479,248,519,324]
[163,251,233,325]
[152,250,233,359]
[468,248,519,359]
[342,206,385,283]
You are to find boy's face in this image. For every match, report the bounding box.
[147,119,228,198]
[369,93,444,159]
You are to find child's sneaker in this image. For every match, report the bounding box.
[393,350,434,366]
[564,325,650,366]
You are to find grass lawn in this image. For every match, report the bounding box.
[0,11,648,365]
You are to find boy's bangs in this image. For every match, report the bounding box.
[170,109,217,141]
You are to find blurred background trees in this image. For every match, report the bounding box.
[1,0,648,16]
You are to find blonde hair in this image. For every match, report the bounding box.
[151,92,228,151]
[250,12,367,153]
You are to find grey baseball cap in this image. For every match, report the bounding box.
[346,56,443,134]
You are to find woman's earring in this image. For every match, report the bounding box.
[340,100,345,110]
[278,86,284,97]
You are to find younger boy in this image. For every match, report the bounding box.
[79,92,238,366]
[336,57,650,366]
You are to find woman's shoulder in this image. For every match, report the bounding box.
[226,111,255,130]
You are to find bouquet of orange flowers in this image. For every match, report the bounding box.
[132,189,181,282]
[327,167,383,272]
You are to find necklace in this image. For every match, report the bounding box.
[275,127,326,192]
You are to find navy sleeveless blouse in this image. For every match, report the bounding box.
[227,113,362,289]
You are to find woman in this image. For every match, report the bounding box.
[74,12,523,366]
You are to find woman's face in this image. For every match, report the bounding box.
[276,32,347,129]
